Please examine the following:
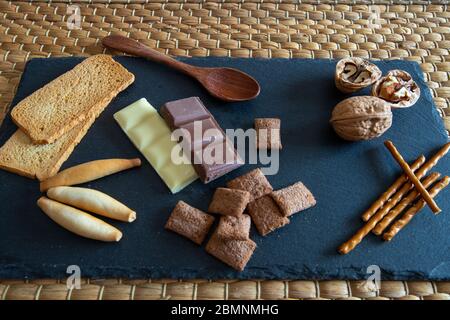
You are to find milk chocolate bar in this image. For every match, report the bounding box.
[160,97,243,183]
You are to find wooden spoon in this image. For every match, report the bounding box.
[102,35,260,102]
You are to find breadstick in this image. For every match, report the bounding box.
[383,176,450,241]
[385,140,440,213]
[40,158,141,192]
[361,155,425,221]
[37,197,122,242]
[372,172,440,235]
[47,186,136,222]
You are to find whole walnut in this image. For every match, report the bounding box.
[330,96,392,141]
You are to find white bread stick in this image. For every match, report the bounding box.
[47,186,136,222]
[40,158,141,192]
[37,197,122,242]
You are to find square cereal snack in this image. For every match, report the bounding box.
[205,231,256,271]
[226,168,273,202]
[271,181,316,217]
[208,187,250,217]
[165,201,215,245]
[216,214,251,241]
[247,195,290,236]
[254,118,282,150]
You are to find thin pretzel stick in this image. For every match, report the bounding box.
[339,142,450,255]
[385,140,441,213]
[340,172,439,254]
[339,180,417,254]
[383,176,450,241]
[361,155,425,221]
[363,142,450,221]
[372,172,441,235]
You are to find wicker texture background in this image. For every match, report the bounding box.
[0,0,449,300]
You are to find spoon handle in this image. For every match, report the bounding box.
[102,35,195,75]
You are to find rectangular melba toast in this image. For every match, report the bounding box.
[11,54,134,144]
[0,115,96,181]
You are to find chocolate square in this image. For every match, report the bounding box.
[160,97,210,129]
[271,181,316,216]
[160,96,243,183]
[179,118,224,151]
[226,168,273,202]
[165,201,215,245]
[192,139,244,183]
[255,118,282,150]
[216,214,251,241]
[208,187,250,217]
[247,195,290,236]
[205,231,256,271]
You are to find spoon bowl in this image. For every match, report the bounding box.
[197,67,260,101]
[102,35,260,102]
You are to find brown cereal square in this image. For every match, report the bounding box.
[226,168,273,202]
[271,181,316,217]
[247,195,290,236]
[255,118,282,150]
[216,214,251,241]
[165,201,215,245]
[205,231,256,271]
[208,187,250,217]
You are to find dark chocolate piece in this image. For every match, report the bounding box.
[192,138,243,183]
[216,214,251,241]
[160,97,210,129]
[165,200,215,245]
[160,97,243,183]
[179,118,224,152]
[226,168,273,202]
[208,187,250,217]
[271,181,316,216]
[205,230,256,271]
[247,195,290,236]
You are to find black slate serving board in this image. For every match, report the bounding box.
[0,57,449,280]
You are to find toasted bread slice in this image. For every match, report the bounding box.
[0,115,96,181]
[11,54,134,144]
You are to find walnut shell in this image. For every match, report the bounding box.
[330,96,393,141]
[335,57,382,93]
[372,69,420,108]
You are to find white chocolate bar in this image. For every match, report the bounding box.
[114,98,198,193]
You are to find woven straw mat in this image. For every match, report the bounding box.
[0,1,449,300]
